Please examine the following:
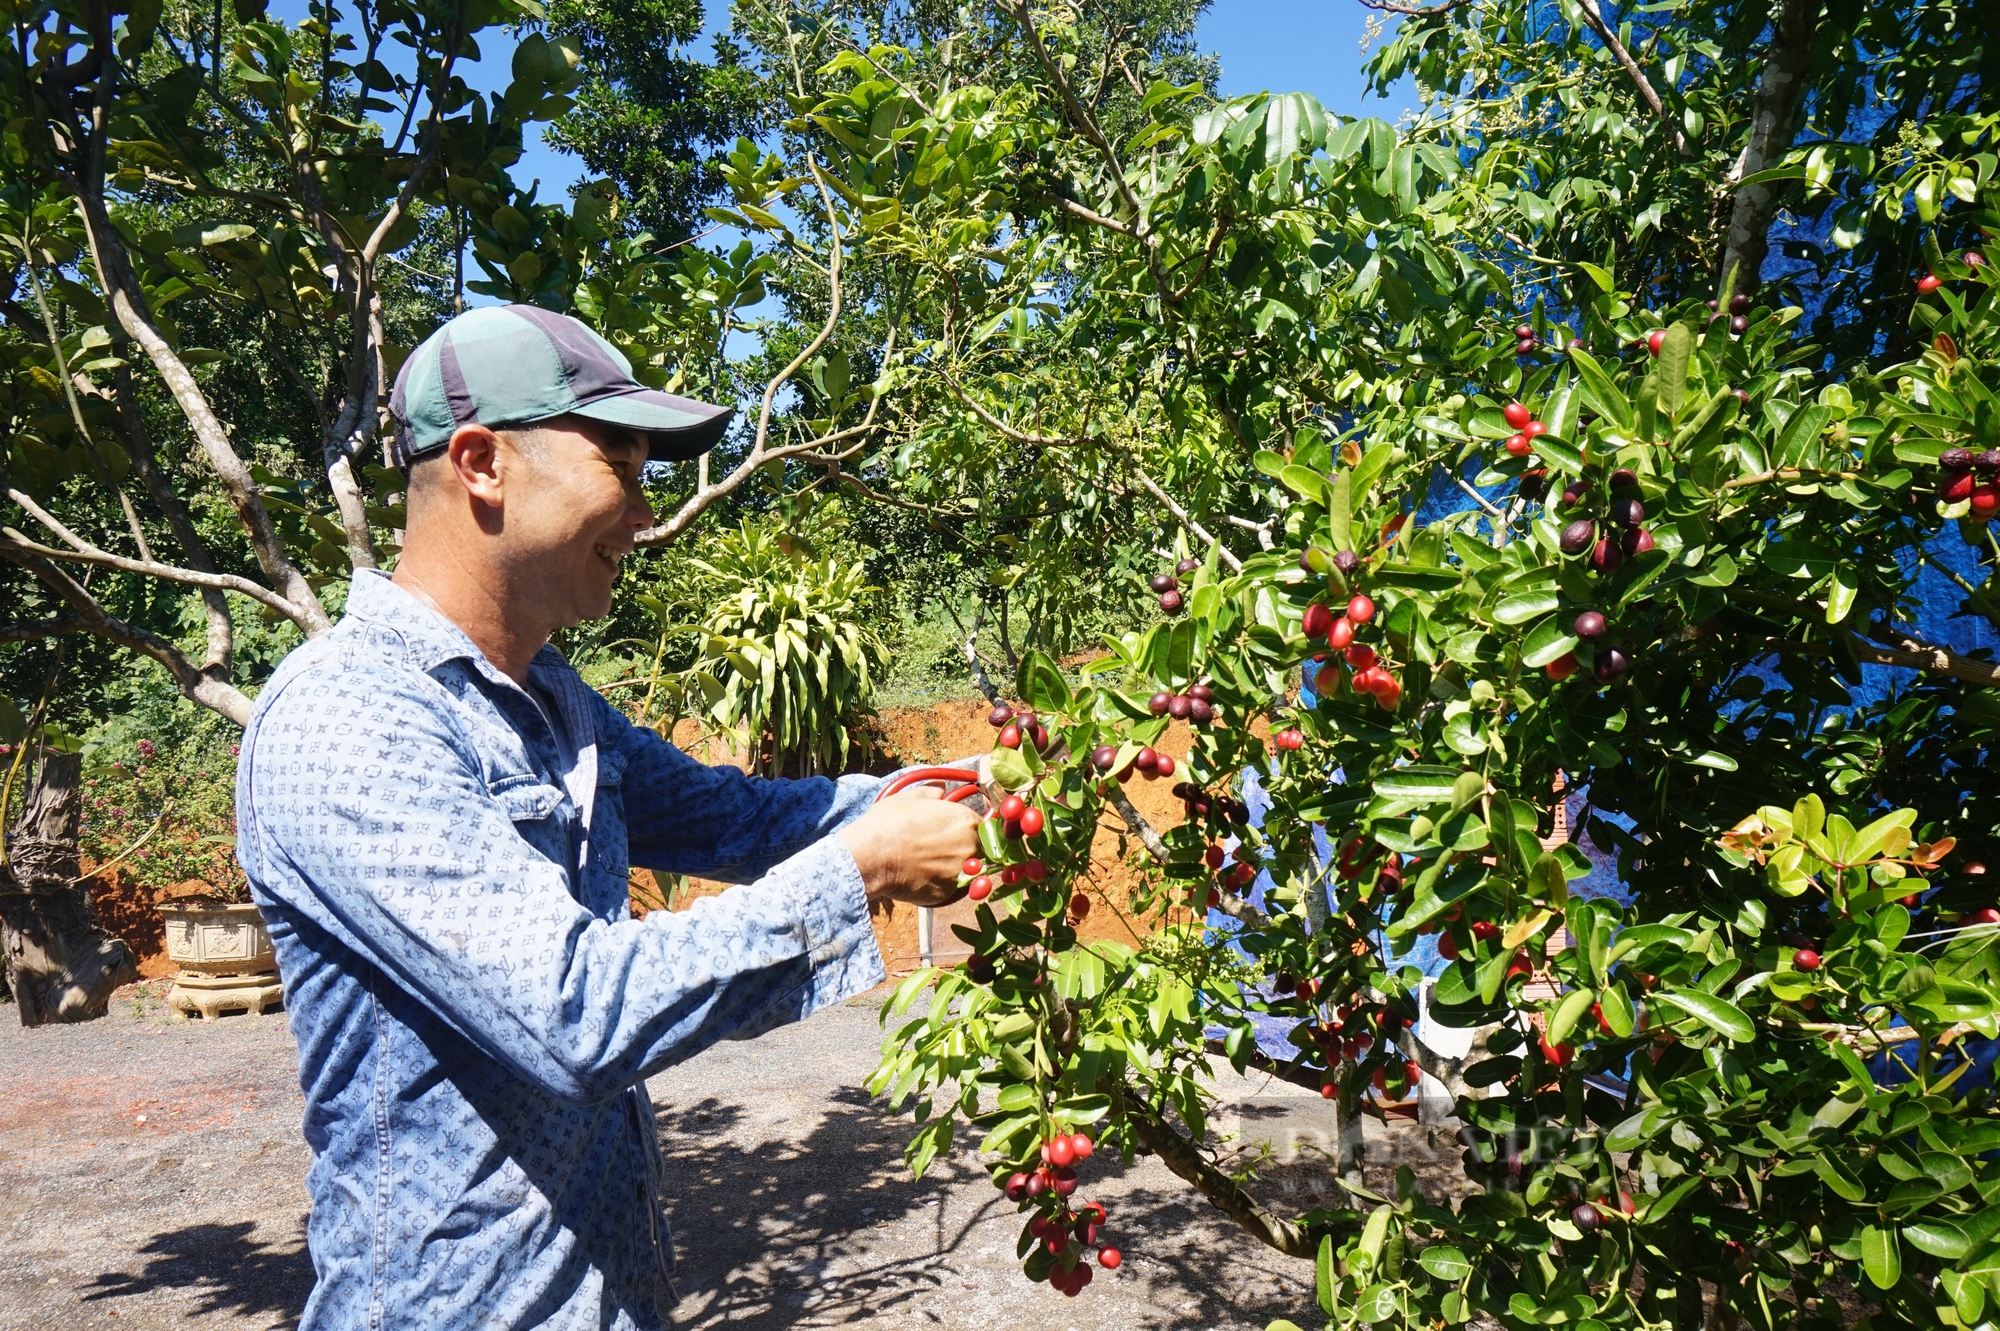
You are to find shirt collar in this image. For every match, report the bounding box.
[342,569,567,692]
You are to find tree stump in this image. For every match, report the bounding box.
[1,751,138,1025]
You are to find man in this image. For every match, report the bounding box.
[235,304,978,1330]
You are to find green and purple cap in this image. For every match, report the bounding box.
[387,304,733,467]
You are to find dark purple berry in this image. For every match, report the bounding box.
[1609,495,1645,526]
[1939,448,1973,472]
[1159,590,1184,614]
[1591,538,1624,574]
[1595,647,1630,681]
[1149,573,1178,594]
[1574,611,1607,640]
[1560,519,1597,555]
[1332,550,1361,576]
[1148,691,1172,716]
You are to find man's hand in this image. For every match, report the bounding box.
[840,785,981,908]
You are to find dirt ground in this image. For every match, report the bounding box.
[0,978,1462,1331]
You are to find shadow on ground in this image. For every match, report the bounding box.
[82,1220,314,1322]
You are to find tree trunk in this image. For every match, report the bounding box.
[1716,0,1820,298]
[1,751,137,1025]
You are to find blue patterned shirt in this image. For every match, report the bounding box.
[235,570,886,1330]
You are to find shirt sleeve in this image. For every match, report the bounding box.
[240,660,885,1105]
[593,690,887,881]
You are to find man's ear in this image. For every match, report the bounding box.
[444,423,506,507]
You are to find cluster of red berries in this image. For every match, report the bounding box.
[962,852,1048,902]
[1092,743,1175,780]
[1202,842,1260,892]
[1271,725,1305,751]
[1335,837,1402,886]
[1146,683,1216,724]
[1938,448,2000,520]
[1703,292,1753,336]
[988,703,1053,751]
[1171,783,1248,825]
[1150,557,1202,615]
[1511,324,1538,357]
[1005,1134,1119,1296]
[1501,399,1548,459]
[1302,594,1400,709]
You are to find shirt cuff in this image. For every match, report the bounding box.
[778,835,886,1013]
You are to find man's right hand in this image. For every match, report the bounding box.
[839,785,981,908]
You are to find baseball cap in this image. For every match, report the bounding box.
[386,304,734,467]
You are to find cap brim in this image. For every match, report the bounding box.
[570,389,735,461]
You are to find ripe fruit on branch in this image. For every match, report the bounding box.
[1519,470,1550,502]
[1048,1135,1076,1167]
[1204,844,1225,870]
[1940,472,1975,502]
[1609,495,1644,526]
[1574,611,1606,640]
[1504,401,1533,430]
[1609,468,1638,491]
[1018,806,1045,837]
[1539,1035,1575,1067]
[1134,747,1160,775]
[1917,273,1942,292]
[1573,1202,1602,1232]
[1515,325,1533,339]
[1332,549,1361,576]
[1327,617,1355,650]
[1167,694,1192,720]
[1591,538,1623,574]
[1148,690,1172,716]
[1595,647,1631,681]
[1024,859,1047,882]
[999,794,1027,821]
[1729,315,1748,335]
[1188,697,1214,725]
[1974,485,2000,519]
[968,876,993,901]
[1345,643,1379,670]
[1621,526,1655,557]
[989,704,1015,728]
[1158,590,1183,614]
[1149,573,1178,594]
[1647,329,1667,356]
[1153,753,1176,778]
[1965,907,2000,925]
[1505,434,1532,457]
[1545,652,1578,681]
[1941,448,1973,471]
[1524,420,1549,439]
[1347,594,1376,624]
[1560,519,1596,555]
[1793,948,1821,971]
[1188,684,1214,703]
[1091,744,1117,771]
[1176,557,1201,575]
[1729,293,1749,315]
[999,723,1023,748]
[1302,603,1334,639]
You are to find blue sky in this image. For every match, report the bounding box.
[492,0,1417,203]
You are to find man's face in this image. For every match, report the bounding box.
[501,417,655,625]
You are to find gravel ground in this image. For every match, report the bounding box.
[0,980,1462,1331]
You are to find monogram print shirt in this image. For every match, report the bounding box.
[235,570,886,1329]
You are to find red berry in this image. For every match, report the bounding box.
[1505,434,1532,457]
[1793,947,1821,971]
[1302,603,1334,639]
[1573,1201,1602,1232]
[1504,401,1532,430]
[1204,845,1225,869]
[1344,642,1378,670]
[1326,617,1355,650]
[1071,1133,1093,1160]
[963,857,984,877]
[1973,485,2000,519]
[1619,1190,1637,1216]
[1471,920,1500,940]
[1917,273,1943,292]
[1158,590,1183,614]
[968,876,993,901]
[1069,892,1090,918]
[1134,747,1159,775]
[1097,1247,1121,1269]
[1048,1135,1076,1167]
[998,723,1022,748]
[1001,866,1022,886]
[1024,859,1047,882]
[1005,1172,1029,1201]
[1019,806,1045,837]
[1646,329,1667,356]
[1154,753,1176,778]
[1437,932,1460,961]
[1524,420,1548,438]
[1943,471,1976,502]
[1963,907,1999,925]
[1347,594,1376,624]
[1545,652,1577,681]
[1320,1082,1337,1099]
[999,794,1027,821]
[1621,526,1655,557]
[1374,679,1402,710]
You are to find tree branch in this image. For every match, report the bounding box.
[0,543,252,725]
[1573,0,1694,159]
[1132,469,1244,573]
[1853,630,2000,689]
[0,616,88,644]
[1119,1086,1350,1257]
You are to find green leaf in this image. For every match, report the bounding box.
[1902,1220,1970,1260]
[1280,464,1328,506]
[1652,989,1754,1042]
[996,1083,1039,1112]
[1546,987,1596,1047]
[1419,1245,1471,1281]
[1016,650,1071,713]
[1656,324,1692,417]
[1355,1284,1400,1323]
[1317,1234,1336,1316]
[1521,616,1579,669]
[1494,591,1560,626]
[1568,346,1632,431]
[1861,1224,1901,1291]
[1374,766,1467,803]
[988,745,1033,791]
[1597,984,1634,1037]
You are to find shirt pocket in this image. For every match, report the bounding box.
[487,773,571,870]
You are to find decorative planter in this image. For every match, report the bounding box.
[160,901,275,974]
[158,901,283,1020]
